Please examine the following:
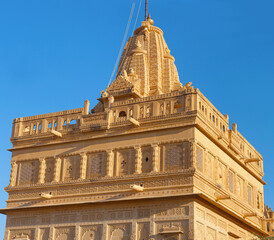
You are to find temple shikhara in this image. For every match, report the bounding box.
[1,10,273,240]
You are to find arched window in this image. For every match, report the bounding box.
[48,122,52,128]
[119,111,126,117]
[64,120,67,126]
[70,119,76,125]
[54,121,57,128]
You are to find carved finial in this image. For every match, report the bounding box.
[181,82,194,91]
[147,14,154,25]
[185,82,193,88]
[101,90,109,98]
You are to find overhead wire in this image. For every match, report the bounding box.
[132,0,143,36]
[107,0,137,87]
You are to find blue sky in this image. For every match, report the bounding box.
[0,0,273,236]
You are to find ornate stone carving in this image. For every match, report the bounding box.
[80,153,87,180]
[137,222,150,239]
[151,143,159,172]
[81,225,102,240]
[53,157,61,182]
[18,160,39,185]
[87,152,106,178]
[134,145,142,174]
[106,149,114,177]
[9,162,18,187]
[108,224,131,240]
[38,157,46,184]
[55,227,75,240]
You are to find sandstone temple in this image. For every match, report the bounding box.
[1,14,273,240]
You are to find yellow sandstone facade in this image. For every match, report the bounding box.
[1,17,272,240]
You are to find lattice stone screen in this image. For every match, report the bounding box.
[196,146,204,172]
[164,143,184,171]
[141,146,153,173]
[63,155,81,181]
[18,160,39,185]
[45,158,55,183]
[87,153,106,178]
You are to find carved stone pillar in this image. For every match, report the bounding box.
[151,143,159,172]
[53,157,61,182]
[134,145,142,174]
[79,153,87,180]
[9,162,18,187]
[204,149,208,174]
[38,157,46,184]
[190,141,197,168]
[106,149,114,177]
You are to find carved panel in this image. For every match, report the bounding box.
[217,161,225,186]
[141,146,153,173]
[8,216,36,227]
[155,206,189,217]
[108,210,132,220]
[207,227,216,240]
[156,221,188,240]
[9,229,34,240]
[196,208,205,219]
[18,160,39,185]
[41,215,51,225]
[87,152,106,178]
[115,149,135,176]
[137,209,150,218]
[207,153,213,179]
[108,223,131,240]
[81,212,104,222]
[236,176,244,198]
[207,213,217,225]
[218,232,226,240]
[218,220,227,231]
[55,227,75,240]
[195,222,204,240]
[163,143,184,171]
[80,225,102,240]
[196,147,203,172]
[62,155,80,181]
[54,214,77,224]
[40,228,50,240]
[137,222,150,240]
[45,158,54,183]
